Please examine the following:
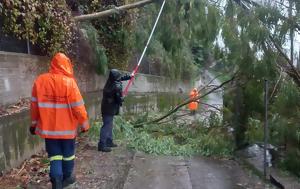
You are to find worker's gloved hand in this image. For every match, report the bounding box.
[81,128,89,134]
[126,74,132,80]
[29,126,36,135]
[120,74,131,81]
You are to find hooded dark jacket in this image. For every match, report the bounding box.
[101,69,131,115]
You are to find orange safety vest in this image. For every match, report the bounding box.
[30,53,90,139]
[188,89,199,111]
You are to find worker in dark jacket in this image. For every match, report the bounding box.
[98,69,131,152]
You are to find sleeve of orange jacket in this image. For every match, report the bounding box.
[69,79,90,132]
[30,82,39,128]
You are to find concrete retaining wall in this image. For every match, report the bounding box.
[0,51,190,106]
[0,51,106,106]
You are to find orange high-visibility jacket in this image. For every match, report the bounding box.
[30,53,90,139]
[188,88,199,111]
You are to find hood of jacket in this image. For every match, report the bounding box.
[108,69,121,81]
[49,53,74,78]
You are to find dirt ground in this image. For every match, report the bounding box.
[0,136,134,189]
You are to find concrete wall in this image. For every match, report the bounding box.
[0,51,190,106]
[0,52,192,173]
[126,73,191,94]
[0,111,42,172]
[0,51,106,106]
[0,52,47,105]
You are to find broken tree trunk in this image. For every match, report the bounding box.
[74,0,157,21]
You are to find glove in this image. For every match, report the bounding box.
[29,126,36,135]
[120,74,131,81]
[81,129,88,134]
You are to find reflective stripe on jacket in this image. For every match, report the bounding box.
[31,53,90,139]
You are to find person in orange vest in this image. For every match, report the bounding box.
[189,88,200,115]
[29,53,90,189]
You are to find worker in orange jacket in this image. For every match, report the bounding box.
[189,88,200,115]
[30,53,90,189]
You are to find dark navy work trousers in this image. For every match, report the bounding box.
[45,139,75,180]
[99,115,114,145]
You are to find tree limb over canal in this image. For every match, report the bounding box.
[134,74,237,128]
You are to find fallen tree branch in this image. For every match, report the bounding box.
[157,102,222,125]
[156,112,191,125]
[265,40,300,87]
[200,102,221,112]
[198,73,224,92]
[181,72,227,102]
[16,162,26,176]
[74,0,157,21]
[268,35,300,81]
[134,74,236,127]
[270,67,283,101]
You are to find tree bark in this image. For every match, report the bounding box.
[74,0,157,21]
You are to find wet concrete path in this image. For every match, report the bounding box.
[123,152,274,189]
[123,153,192,189]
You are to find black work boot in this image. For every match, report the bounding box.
[98,142,111,152]
[51,177,63,189]
[63,175,76,188]
[107,139,118,148]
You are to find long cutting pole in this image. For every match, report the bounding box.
[123,0,166,96]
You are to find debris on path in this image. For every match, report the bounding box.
[0,136,134,189]
[0,151,49,189]
[0,98,30,117]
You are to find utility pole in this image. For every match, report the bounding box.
[298,50,300,70]
[264,80,269,180]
